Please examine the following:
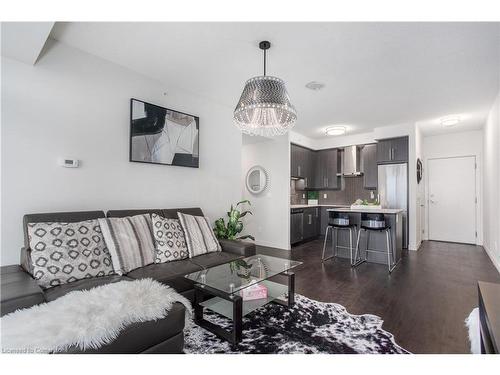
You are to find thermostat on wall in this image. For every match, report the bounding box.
[59,158,80,168]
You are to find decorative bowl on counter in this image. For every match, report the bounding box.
[350,204,382,210]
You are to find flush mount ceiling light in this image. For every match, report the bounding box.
[305,81,325,91]
[325,126,346,136]
[233,41,297,137]
[440,116,461,127]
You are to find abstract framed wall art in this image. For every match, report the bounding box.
[130,98,199,168]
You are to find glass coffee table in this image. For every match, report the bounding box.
[185,254,302,344]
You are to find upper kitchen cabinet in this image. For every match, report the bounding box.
[291,144,315,188]
[376,136,409,164]
[304,151,316,189]
[315,148,340,190]
[391,137,409,162]
[361,143,377,189]
[291,144,305,178]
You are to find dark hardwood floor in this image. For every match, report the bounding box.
[257,239,500,354]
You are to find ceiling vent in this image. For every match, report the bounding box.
[305,81,325,91]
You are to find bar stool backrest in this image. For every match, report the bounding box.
[329,211,350,226]
[361,213,386,229]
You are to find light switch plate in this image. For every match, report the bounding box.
[323,193,327,199]
[302,193,306,199]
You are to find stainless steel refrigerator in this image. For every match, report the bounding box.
[378,163,408,248]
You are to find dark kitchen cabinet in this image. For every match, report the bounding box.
[304,150,315,189]
[303,207,320,239]
[314,148,340,189]
[376,136,408,164]
[291,144,304,178]
[290,210,303,245]
[291,144,315,189]
[391,137,409,162]
[362,143,377,189]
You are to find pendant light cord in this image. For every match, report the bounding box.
[263,48,266,76]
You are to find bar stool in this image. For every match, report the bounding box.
[353,213,398,273]
[322,212,357,265]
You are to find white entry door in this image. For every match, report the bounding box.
[428,156,477,244]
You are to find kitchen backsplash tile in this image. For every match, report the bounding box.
[290,179,307,205]
[290,176,376,205]
[319,177,376,205]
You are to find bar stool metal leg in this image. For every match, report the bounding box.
[352,228,366,267]
[322,225,334,262]
[348,227,353,266]
[334,227,338,257]
[386,228,400,273]
[385,229,391,272]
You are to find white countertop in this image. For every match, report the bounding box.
[290,204,350,209]
[326,207,405,214]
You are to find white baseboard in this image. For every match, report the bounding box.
[483,244,500,274]
[255,239,290,251]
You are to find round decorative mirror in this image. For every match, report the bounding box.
[416,158,423,184]
[246,166,269,195]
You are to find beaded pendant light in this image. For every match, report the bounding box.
[233,41,297,137]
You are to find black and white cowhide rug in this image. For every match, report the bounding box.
[184,294,409,354]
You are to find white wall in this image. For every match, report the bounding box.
[1,39,242,265]
[483,91,500,273]
[242,135,290,250]
[423,130,484,245]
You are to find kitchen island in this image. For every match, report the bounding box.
[325,207,404,266]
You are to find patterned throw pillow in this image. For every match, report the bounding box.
[98,214,155,274]
[177,212,221,258]
[27,220,114,289]
[151,214,188,263]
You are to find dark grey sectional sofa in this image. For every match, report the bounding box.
[0,207,256,353]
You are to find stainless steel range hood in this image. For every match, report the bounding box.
[341,145,363,177]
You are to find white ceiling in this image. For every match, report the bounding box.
[1,22,54,64]
[50,22,500,137]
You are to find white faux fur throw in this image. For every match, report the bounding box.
[1,278,191,353]
[465,307,480,354]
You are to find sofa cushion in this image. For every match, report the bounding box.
[1,266,45,316]
[219,239,257,257]
[23,211,106,249]
[151,214,188,263]
[107,208,203,220]
[126,259,203,293]
[44,275,132,302]
[62,302,185,353]
[27,220,114,288]
[177,212,221,257]
[98,215,156,274]
[190,251,243,269]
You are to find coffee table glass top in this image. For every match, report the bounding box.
[184,254,301,294]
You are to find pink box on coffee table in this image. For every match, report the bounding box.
[240,282,268,301]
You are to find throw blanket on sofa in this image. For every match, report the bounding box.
[1,279,191,353]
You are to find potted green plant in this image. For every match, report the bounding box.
[214,200,255,241]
